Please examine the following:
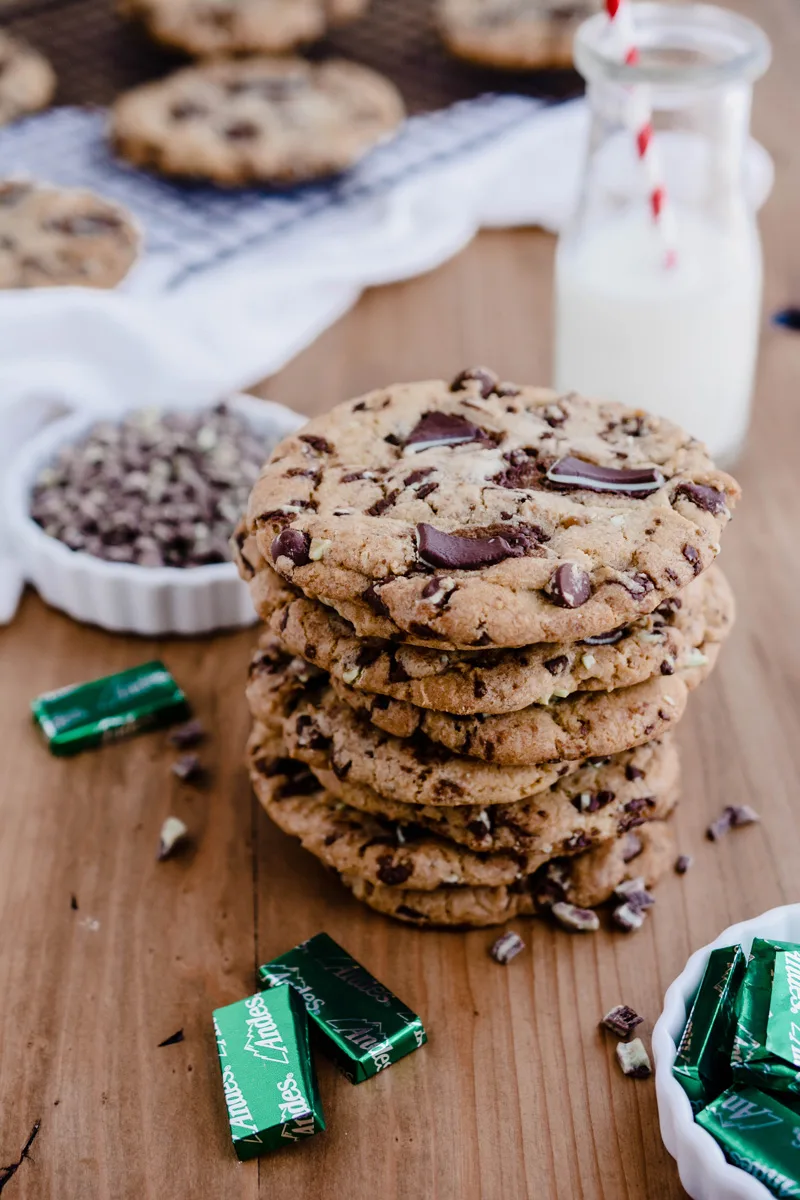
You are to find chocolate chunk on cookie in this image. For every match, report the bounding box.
[0,33,55,128]
[111,57,404,187]
[0,181,139,289]
[121,0,368,58]
[437,0,601,71]
[247,375,739,648]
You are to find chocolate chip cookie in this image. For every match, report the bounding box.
[275,685,586,807]
[0,33,55,128]
[0,181,140,289]
[249,727,677,892]
[255,562,732,715]
[253,722,679,853]
[111,57,404,187]
[342,821,675,927]
[122,0,368,59]
[437,0,600,71]
[331,644,717,764]
[248,370,739,649]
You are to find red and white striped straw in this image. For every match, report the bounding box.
[604,0,678,267]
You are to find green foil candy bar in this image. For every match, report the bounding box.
[732,939,800,1102]
[31,661,189,755]
[213,983,325,1160]
[673,945,746,1113]
[696,1086,800,1198]
[258,932,427,1083]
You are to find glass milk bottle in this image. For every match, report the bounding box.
[554,3,771,464]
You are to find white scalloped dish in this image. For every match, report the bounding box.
[4,394,305,636]
[653,903,800,1200]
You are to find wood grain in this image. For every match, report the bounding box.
[1,1,799,1196]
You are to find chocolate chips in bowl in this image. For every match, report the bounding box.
[30,404,266,569]
[8,394,304,634]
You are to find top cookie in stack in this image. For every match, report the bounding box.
[237,368,739,930]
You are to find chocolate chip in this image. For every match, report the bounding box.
[625,764,645,781]
[417,523,527,570]
[622,832,643,861]
[625,572,656,598]
[675,854,693,874]
[660,660,675,675]
[674,482,727,515]
[168,718,205,748]
[616,1038,652,1077]
[405,467,435,485]
[271,528,310,566]
[546,563,591,608]
[416,482,439,500]
[707,804,760,840]
[403,411,489,452]
[546,456,665,497]
[300,434,334,454]
[376,856,413,886]
[170,100,208,120]
[490,931,525,964]
[366,489,400,517]
[601,1005,643,1039]
[449,367,499,398]
[551,902,600,933]
[682,545,701,573]
[564,833,592,852]
[224,121,260,141]
[473,678,487,700]
[544,655,569,676]
[582,626,627,646]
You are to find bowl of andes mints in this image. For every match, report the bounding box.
[5,394,304,634]
[653,904,800,1200]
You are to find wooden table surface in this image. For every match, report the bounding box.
[2,2,799,1196]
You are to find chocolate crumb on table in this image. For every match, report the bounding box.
[675,853,693,874]
[171,753,203,782]
[706,804,761,841]
[616,1038,652,1079]
[168,718,206,748]
[601,1005,644,1039]
[489,930,526,964]
[157,816,189,860]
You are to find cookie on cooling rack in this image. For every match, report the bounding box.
[120,0,369,59]
[0,181,140,288]
[437,0,601,71]
[111,56,405,187]
[0,31,56,127]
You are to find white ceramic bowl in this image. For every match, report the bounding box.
[653,903,800,1200]
[4,393,305,635]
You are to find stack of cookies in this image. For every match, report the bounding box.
[234,369,739,930]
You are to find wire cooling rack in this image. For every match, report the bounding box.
[0,0,582,112]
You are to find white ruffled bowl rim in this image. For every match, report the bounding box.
[653,902,800,1200]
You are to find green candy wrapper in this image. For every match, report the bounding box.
[259,932,427,1083]
[213,983,325,1160]
[31,661,189,755]
[696,1086,800,1198]
[673,945,746,1113]
[732,939,800,1102]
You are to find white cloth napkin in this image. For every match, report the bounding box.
[0,95,773,623]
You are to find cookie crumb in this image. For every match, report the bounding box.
[157,816,189,860]
[171,753,202,782]
[707,804,761,841]
[601,1005,643,1039]
[168,719,205,748]
[616,1038,652,1079]
[489,931,525,964]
